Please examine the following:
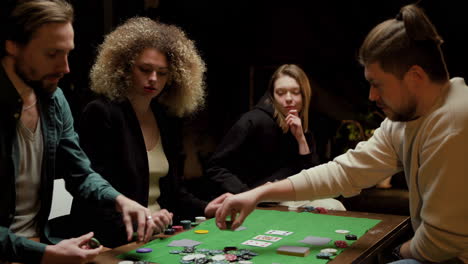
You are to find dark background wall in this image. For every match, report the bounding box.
[3,0,467,164]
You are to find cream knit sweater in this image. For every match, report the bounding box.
[289,78,468,263]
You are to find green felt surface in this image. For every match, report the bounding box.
[118,209,381,263]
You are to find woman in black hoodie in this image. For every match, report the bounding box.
[207,64,345,210]
[208,64,319,194]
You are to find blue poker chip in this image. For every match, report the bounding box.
[136,248,152,253]
[170,250,182,254]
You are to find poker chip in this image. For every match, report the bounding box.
[345,234,358,240]
[194,229,209,234]
[223,246,237,252]
[224,254,237,261]
[238,261,253,264]
[195,216,206,223]
[170,250,182,254]
[334,240,349,248]
[164,228,175,235]
[88,237,100,249]
[118,261,134,264]
[315,207,328,214]
[182,254,196,261]
[303,206,315,212]
[316,252,332,259]
[172,225,184,232]
[320,248,338,255]
[180,220,192,230]
[212,254,226,261]
[183,246,195,253]
[335,229,350,234]
[136,248,152,253]
[240,254,253,260]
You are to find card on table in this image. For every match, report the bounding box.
[300,236,331,246]
[242,239,272,247]
[253,235,282,242]
[265,229,293,236]
[234,226,247,231]
[167,239,202,247]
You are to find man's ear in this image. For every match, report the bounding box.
[5,40,19,56]
[406,65,427,82]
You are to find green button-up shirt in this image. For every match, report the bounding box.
[0,65,121,263]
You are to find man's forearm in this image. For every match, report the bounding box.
[255,179,297,203]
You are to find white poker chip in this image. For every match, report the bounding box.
[118,261,134,264]
[182,254,196,261]
[212,254,226,261]
[238,261,253,264]
[321,248,338,255]
[193,253,206,259]
[195,216,206,223]
[335,229,350,234]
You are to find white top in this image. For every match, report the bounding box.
[147,135,169,212]
[289,78,468,263]
[11,119,43,238]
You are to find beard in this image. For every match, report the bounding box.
[380,99,418,122]
[14,61,60,96]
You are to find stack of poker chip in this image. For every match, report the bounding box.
[195,216,206,224]
[180,220,192,230]
[170,246,258,263]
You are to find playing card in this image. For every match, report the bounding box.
[167,239,202,247]
[234,226,247,231]
[265,229,293,236]
[300,236,331,245]
[241,239,272,247]
[253,235,282,242]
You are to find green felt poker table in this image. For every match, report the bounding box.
[94,207,410,264]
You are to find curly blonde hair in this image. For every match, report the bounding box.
[90,17,206,116]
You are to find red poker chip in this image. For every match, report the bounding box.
[224,254,237,261]
[315,207,328,214]
[172,225,183,232]
[334,240,349,248]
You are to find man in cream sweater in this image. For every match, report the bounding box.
[214,4,468,264]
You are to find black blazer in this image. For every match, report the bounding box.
[70,97,207,247]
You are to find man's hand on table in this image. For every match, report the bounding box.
[205,193,233,218]
[41,232,102,264]
[215,190,259,230]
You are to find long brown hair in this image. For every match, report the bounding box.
[267,64,312,133]
[359,4,448,83]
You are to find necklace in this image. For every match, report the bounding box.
[22,100,37,111]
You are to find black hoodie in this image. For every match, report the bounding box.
[206,96,320,196]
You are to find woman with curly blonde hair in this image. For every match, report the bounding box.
[69,17,210,247]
